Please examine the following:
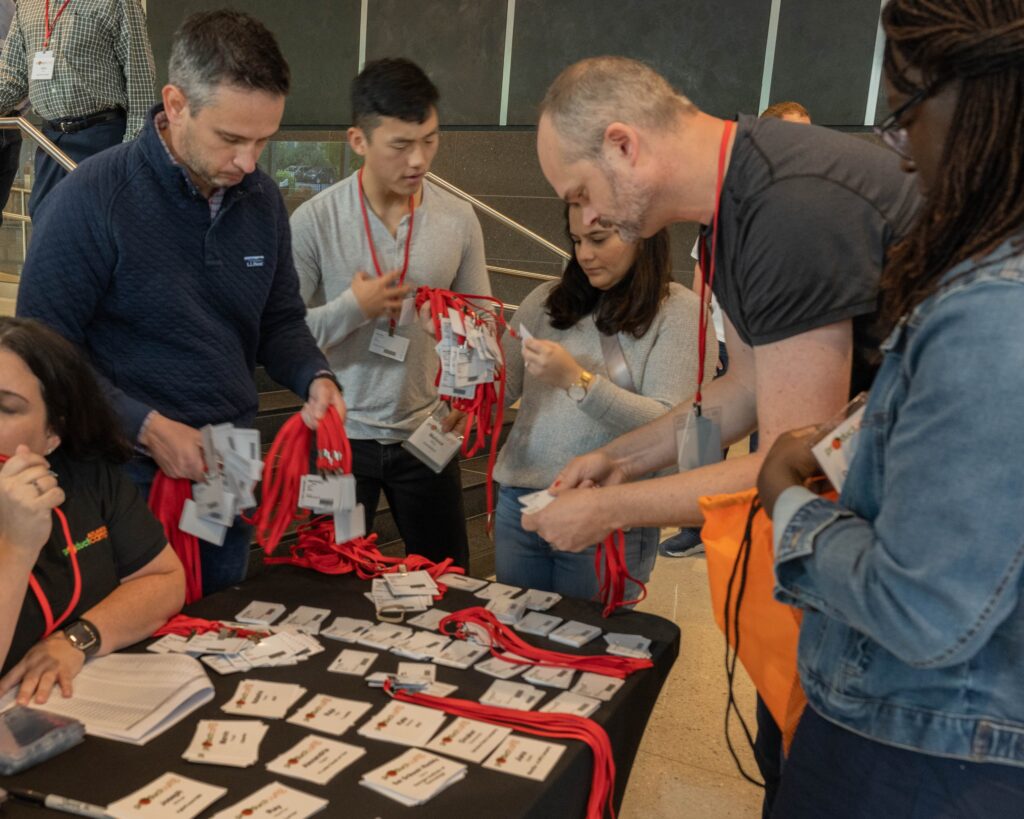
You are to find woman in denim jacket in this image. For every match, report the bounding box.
[757,2,1024,816]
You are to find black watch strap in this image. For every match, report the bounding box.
[64,619,101,656]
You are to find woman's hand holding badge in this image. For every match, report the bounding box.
[522,338,583,389]
[757,426,821,518]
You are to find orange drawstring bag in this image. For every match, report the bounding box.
[700,487,812,756]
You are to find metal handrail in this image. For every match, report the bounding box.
[487,264,558,282]
[0,116,77,172]
[426,171,570,261]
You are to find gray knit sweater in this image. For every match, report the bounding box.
[494,281,716,489]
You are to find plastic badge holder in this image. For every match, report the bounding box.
[0,705,85,774]
[810,392,868,494]
[402,407,462,474]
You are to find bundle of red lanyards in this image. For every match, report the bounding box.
[438,607,652,678]
[595,530,647,617]
[384,678,617,819]
[249,406,463,588]
[149,471,203,605]
[415,286,507,525]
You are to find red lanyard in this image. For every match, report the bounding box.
[595,530,647,617]
[153,614,267,640]
[358,167,415,331]
[383,678,617,819]
[414,286,509,529]
[251,407,467,591]
[0,453,82,638]
[438,607,653,678]
[149,472,202,604]
[43,0,72,49]
[695,120,734,410]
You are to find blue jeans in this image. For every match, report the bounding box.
[494,485,658,600]
[124,456,252,596]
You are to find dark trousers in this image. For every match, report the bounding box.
[772,706,1024,818]
[124,456,253,597]
[0,129,22,225]
[755,695,783,818]
[30,113,126,216]
[350,438,469,569]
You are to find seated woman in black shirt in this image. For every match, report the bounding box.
[0,317,184,704]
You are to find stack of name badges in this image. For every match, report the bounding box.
[180,424,263,545]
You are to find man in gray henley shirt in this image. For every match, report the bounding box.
[291,59,488,568]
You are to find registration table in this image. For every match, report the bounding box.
[1,565,680,818]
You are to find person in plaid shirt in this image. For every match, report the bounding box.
[0,0,154,215]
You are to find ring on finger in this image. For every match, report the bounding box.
[30,478,43,496]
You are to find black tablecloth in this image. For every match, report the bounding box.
[0,566,679,818]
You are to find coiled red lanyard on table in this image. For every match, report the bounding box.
[383,677,617,819]
[415,286,508,527]
[152,613,267,640]
[0,453,81,638]
[438,607,652,678]
[251,407,465,591]
[149,472,203,605]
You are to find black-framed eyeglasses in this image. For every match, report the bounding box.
[873,83,935,160]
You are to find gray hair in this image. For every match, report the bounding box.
[168,10,290,111]
[540,57,695,161]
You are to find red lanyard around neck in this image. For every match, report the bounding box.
[695,120,735,410]
[0,453,81,637]
[357,166,416,284]
[43,0,73,49]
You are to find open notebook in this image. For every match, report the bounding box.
[0,654,214,745]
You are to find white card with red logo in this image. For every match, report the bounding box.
[286,694,372,737]
[106,772,227,819]
[208,782,327,819]
[221,680,306,719]
[425,717,511,764]
[265,735,366,785]
[811,393,868,493]
[360,748,467,807]
[482,735,565,781]
[356,700,447,747]
[181,719,268,767]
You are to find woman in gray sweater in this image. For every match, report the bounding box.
[493,205,714,598]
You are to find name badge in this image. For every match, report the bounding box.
[369,327,409,362]
[810,393,868,493]
[397,295,418,327]
[31,51,55,81]
[402,414,462,474]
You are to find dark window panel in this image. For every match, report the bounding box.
[365,0,508,126]
[507,0,773,126]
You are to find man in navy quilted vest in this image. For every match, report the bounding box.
[15,10,346,595]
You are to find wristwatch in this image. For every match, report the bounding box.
[64,619,101,657]
[567,369,594,403]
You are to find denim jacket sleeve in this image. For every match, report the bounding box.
[774,278,1024,669]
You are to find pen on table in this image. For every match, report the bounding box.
[5,788,112,818]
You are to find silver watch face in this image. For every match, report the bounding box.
[66,622,98,652]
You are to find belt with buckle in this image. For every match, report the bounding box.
[44,108,124,135]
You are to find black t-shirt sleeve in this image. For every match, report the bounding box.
[98,462,169,578]
[736,178,885,345]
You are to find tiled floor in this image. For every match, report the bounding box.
[619,550,765,818]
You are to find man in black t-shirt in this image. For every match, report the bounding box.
[526,55,919,816]
[525,55,918,548]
